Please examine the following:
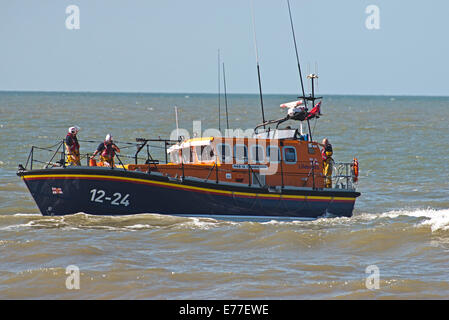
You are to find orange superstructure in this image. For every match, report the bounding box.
[124,132,325,190]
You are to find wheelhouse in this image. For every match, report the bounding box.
[165,133,325,189]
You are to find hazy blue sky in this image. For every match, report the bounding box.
[1,0,448,95]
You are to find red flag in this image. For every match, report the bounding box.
[306,101,321,120]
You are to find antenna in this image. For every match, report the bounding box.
[217,49,221,133]
[286,0,307,105]
[307,63,311,93]
[312,62,320,138]
[308,73,318,98]
[222,62,230,131]
[286,0,313,141]
[250,0,266,129]
[174,106,180,140]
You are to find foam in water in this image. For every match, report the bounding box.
[403,209,449,232]
[359,208,449,232]
[3,209,449,232]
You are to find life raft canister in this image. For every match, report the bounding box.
[352,157,359,183]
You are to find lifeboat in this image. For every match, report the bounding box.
[17,126,360,220]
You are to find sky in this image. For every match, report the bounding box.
[1,0,449,96]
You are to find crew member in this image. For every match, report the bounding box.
[91,134,120,167]
[65,126,81,166]
[319,138,334,188]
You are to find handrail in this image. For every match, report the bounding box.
[204,162,216,182]
[332,162,356,190]
[215,155,219,183]
[139,159,355,190]
[24,146,33,170]
[44,141,64,169]
[311,159,315,189]
[134,140,148,165]
[248,164,264,188]
[21,140,147,171]
[135,138,178,165]
[20,140,357,191]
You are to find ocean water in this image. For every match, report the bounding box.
[0,92,448,299]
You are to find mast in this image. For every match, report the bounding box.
[222,62,230,131]
[217,49,221,133]
[286,0,318,141]
[286,0,306,104]
[174,106,180,140]
[250,0,266,129]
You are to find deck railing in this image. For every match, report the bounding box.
[21,139,177,171]
[19,140,357,191]
[331,162,357,190]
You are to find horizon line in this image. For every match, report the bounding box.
[1,89,449,98]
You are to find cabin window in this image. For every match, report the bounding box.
[234,144,248,163]
[308,143,317,154]
[283,146,297,164]
[200,145,215,162]
[181,147,192,163]
[217,143,232,163]
[250,145,265,163]
[266,146,280,163]
[169,150,180,164]
[194,146,203,162]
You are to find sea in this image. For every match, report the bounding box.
[0,91,448,299]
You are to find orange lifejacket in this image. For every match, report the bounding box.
[322,144,333,162]
[352,158,359,182]
[65,133,80,153]
[101,142,116,160]
[65,133,80,165]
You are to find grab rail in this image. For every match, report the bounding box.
[332,162,357,190]
[20,139,159,172]
[19,141,357,191]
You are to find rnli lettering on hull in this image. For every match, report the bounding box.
[232,164,268,170]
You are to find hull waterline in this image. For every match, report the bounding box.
[18,167,360,219]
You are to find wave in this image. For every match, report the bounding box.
[377,208,449,232]
[350,208,449,232]
[1,208,449,233]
